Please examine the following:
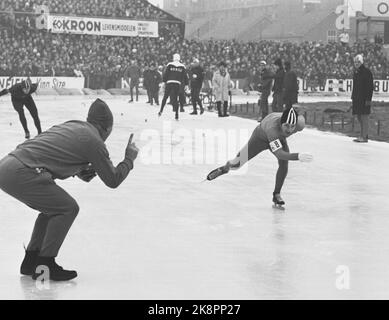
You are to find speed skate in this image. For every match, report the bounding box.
[272,194,285,210]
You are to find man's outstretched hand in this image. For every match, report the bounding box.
[125,133,139,162]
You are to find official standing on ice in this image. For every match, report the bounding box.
[212,61,232,117]
[189,58,205,115]
[271,58,285,112]
[143,64,152,104]
[0,78,42,139]
[148,63,162,106]
[282,61,298,109]
[257,61,273,121]
[158,53,189,121]
[0,99,139,281]
[125,59,141,103]
[351,54,374,143]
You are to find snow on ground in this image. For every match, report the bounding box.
[0,95,389,299]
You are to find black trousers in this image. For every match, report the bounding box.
[191,86,203,112]
[130,79,139,101]
[179,91,186,110]
[259,92,270,119]
[150,87,159,105]
[145,87,152,103]
[160,83,180,118]
[12,96,42,134]
[0,155,79,257]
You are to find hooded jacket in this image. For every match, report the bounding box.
[9,99,132,188]
[163,61,188,86]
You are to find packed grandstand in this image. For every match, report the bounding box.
[0,0,388,91]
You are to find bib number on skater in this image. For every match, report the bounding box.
[269,139,282,152]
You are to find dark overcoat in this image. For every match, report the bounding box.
[352,64,374,115]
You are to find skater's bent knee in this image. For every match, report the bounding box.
[278,160,288,170]
[64,200,79,217]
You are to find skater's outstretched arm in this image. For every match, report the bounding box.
[272,147,299,161]
[272,145,312,162]
[0,88,9,96]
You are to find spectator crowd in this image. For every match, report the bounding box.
[0,0,173,20]
[0,0,388,88]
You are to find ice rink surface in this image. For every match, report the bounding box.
[0,95,389,300]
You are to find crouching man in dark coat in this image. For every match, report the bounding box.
[0,99,139,281]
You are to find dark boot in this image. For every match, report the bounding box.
[217,104,223,117]
[20,249,40,276]
[32,256,77,281]
[223,103,230,117]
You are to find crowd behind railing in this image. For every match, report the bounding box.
[0,0,172,20]
[0,0,388,86]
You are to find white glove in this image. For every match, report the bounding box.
[298,152,313,162]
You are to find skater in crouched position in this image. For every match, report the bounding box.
[0,99,139,281]
[0,78,42,139]
[207,107,313,207]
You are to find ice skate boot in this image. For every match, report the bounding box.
[206,161,233,181]
[272,193,285,210]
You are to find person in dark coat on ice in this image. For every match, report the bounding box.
[282,61,298,109]
[351,54,374,143]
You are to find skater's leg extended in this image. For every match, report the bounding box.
[12,99,29,135]
[25,96,42,134]
[228,126,268,169]
[207,127,267,180]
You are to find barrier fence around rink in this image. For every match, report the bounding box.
[224,100,389,142]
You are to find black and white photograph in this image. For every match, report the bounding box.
[0,0,389,307]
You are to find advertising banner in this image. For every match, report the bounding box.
[0,77,85,90]
[298,78,389,94]
[47,15,159,38]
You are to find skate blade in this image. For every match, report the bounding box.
[272,204,285,211]
[206,167,228,181]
